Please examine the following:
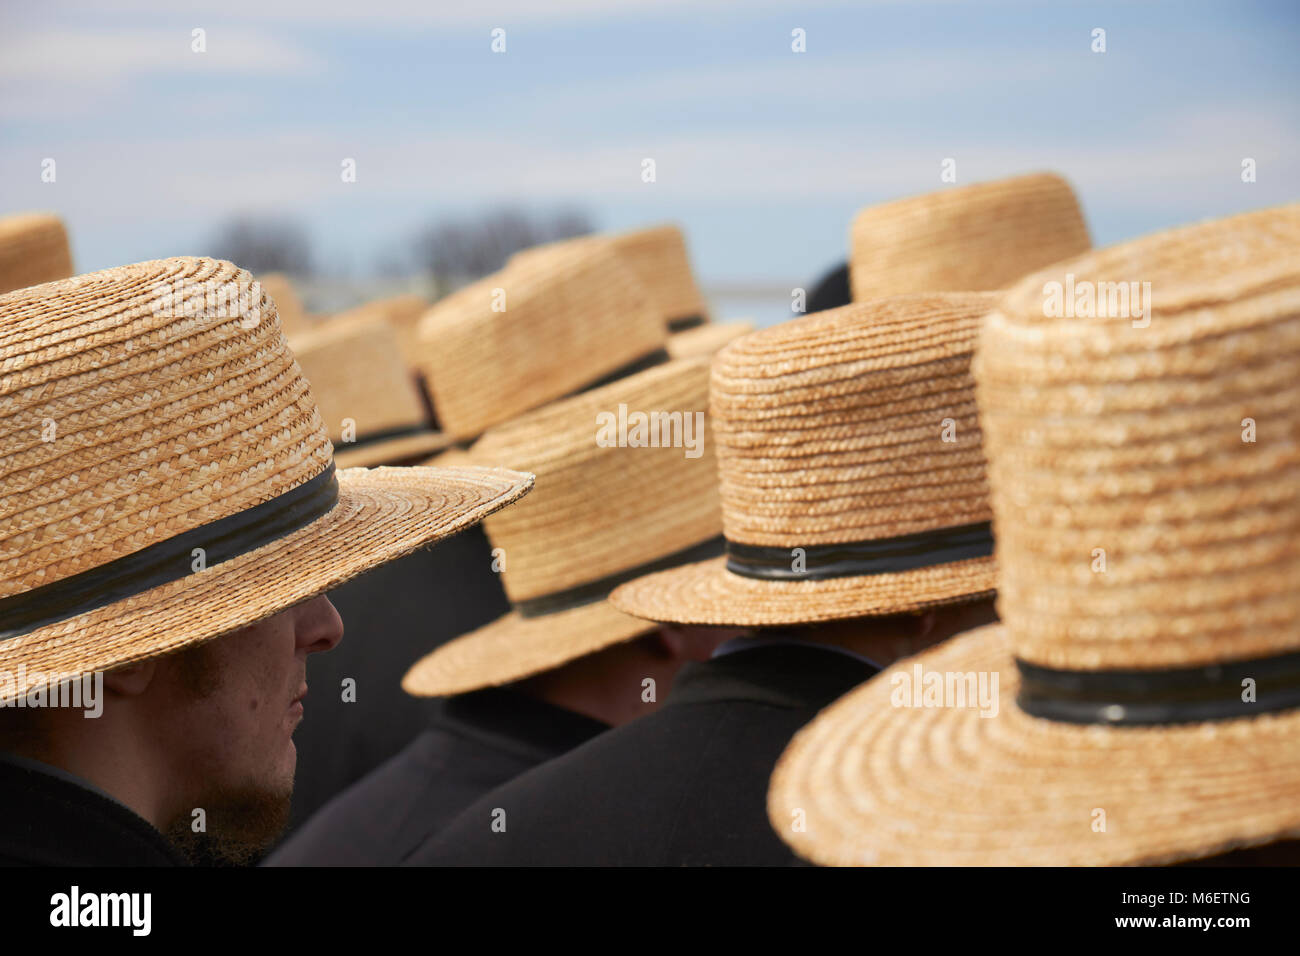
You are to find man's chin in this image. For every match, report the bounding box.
[164,783,293,867]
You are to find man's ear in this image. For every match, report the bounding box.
[912,610,939,640]
[102,659,158,697]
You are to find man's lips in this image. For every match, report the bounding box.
[290,685,308,713]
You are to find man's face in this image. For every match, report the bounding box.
[154,595,343,861]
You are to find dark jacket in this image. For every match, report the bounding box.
[0,757,187,866]
[406,643,877,866]
[287,526,512,831]
[265,688,608,866]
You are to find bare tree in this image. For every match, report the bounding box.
[414,207,593,283]
[206,217,314,275]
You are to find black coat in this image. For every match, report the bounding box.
[406,643,877,866]
[287,526,512,831]
[264,688,607,866]
[0,757,187,866]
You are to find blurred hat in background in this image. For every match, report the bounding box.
[849,172,1091,302]
[288,313,449,468]
[0,212,74,295]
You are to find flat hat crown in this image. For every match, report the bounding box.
[710,292,999,548]
[0,257,332,603]
[850,172,1091,301]
[977,204,1300,670]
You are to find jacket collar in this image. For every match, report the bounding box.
[435,686,609,760]
[666,642,879,711]
[0,756,188,866]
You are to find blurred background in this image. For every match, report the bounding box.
[1,0,1297,325]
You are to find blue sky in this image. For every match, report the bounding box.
[2,0,1297,295]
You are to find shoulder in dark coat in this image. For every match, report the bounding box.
[266,688,607,865]
[405,644,876,866]
[0,757,187,866]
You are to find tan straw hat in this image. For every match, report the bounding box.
[513,224,709,332]
[330,293,427,367]
[288,314,449,468]
[610,293,1001,627]
[0,257,533,703]
[0,213,74,295]
[849,172,1091,302]
[403,356,721,696]
[413,239,666,442]
[666,319,754,360]
[769,203,1300,866]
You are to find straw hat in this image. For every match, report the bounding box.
[257,273,309,337]
[769,203,1300,866]
[403,356,721,696]
[0,257,533,703]
[288,314,449,469]
[330,293,427,367]
[666,320,754,360]
[609,293,1001,627]
[0,213,74,295]
[413,240,666,442]
[849,172,1091,302]
[512,224,709,331]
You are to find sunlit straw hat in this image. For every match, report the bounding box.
[610,293,1001,627]
[330,293,428,367]
[0,213,74,295]
[403,356,721,696]
[0,257,532,702]
[769,203,1300,866]
[849,172,1091,301]
[413,240,666,442]
[512,223,709,332]
[288,314,449,468]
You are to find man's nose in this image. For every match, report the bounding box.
[296,594,344,654]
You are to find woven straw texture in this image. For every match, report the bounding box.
[288,313,447,468]
[0,257,532,702]
[849,172,1091,302]
[769,203,1300,866]
[610,293,1001,626]
[666,320,754,360]
[512,224,708,329]
[403,600,658,697]
[415,241,665,440]
[769,624,1300,866]
[403,356,721,695]
[0,213,74,295]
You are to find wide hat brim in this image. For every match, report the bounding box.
[768,624,1300,866]
[402,599,658,697]
[333,430,454,469]
[2,465,532,703]
[609,553,997,627]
